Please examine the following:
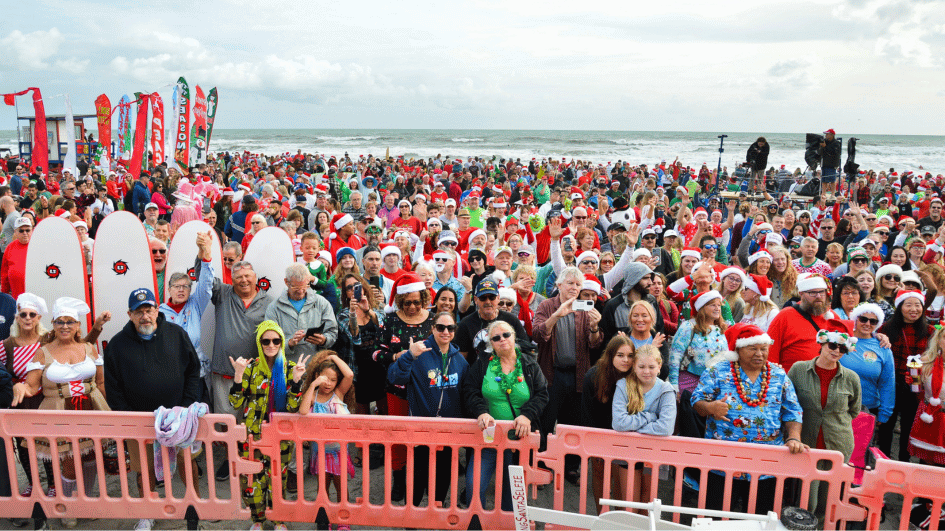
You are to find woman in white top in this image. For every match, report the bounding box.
[740,273,780,331]
[12,297,109,508]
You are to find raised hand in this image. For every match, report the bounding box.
[292,355,310,383]
[229,356,250,383]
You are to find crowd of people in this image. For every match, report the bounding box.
[2,138,945,529]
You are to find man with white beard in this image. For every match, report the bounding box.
[431,250,466,301]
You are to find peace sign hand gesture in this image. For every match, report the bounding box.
[292,355,311,383]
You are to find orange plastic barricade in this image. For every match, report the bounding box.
[537,424,867,530]
[253,413,552,529]
[851,448,945,531]
[0,409,261,521]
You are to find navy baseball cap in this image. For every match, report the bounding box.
[128,288,157,311]
[475,279,499,298]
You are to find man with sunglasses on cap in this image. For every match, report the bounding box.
[454,279,527,364]
[104,287,203,531]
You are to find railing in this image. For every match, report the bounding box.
[0,410,943,530]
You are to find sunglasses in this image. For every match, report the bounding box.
[580,260,598,266]
[439,241,457,247]
[53,320,78,327]
[518,252,531,258]
[497,301,514,307]
[434,323,457,333]
[757,230,771,236]
[478,294,497,301]
[642,234,656,240]
[469,256,483,262]
[883,274,901,282]
[703,244,718,250]
[401,299,423,307]
[491,331,513,343]
[857,316,879,326]
[18,312,37,319]
[600,259,615,265]
[366,227,382,234]
[434,257,450,263]
[851,257,868,264]
[151,249,167,255]
[825,342,849,354]
[573,215,587,220]
[260,337,283,346]
[17,228,31,233]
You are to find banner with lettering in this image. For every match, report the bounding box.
[205,87,218,156]
[150,93,164,166]
[94,94,111,171]
[117,94,132,163]
[173,77,190,172]
[191,85,207,165]
[2,88,49,173]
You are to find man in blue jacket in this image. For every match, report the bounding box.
[131,173,152,217]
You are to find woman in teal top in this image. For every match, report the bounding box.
[462,321,548,511]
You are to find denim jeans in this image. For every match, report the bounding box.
[465,448,518,511]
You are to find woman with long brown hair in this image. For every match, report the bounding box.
[581,335,634,515]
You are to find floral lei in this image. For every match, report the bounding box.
[489,350,524,395]
[731,361,771,407]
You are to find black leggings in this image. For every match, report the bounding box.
[877,380,919,462]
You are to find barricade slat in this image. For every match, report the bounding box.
[0,409,260,521]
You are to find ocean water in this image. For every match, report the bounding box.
[2,128,944,173]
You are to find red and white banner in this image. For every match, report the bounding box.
[149,93,164,166]
[191,85,207,165]
[94,94,111,169]
[128,93,151,178]
[2,88,48,173]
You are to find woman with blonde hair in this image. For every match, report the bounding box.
[740,273,779,331]
[825,242,845,271]
[766,245,797,307]
[718,267,746,323]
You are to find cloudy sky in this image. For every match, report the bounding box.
[1,0,943,134]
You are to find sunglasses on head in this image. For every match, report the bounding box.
[260,337,282,346]
[491,331,513,343]
[825,342,849,354]
[857,316,879,326]
[434,323,457,333]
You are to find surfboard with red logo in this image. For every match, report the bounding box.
[24,216,91,335]
[91,211,156,354]
[164,220,222,358]
[243,226,294,299]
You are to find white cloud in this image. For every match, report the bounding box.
[0,28,65,70]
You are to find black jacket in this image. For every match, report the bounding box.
[820,138,842,168]
[746,142,770,171]
[104,313,202,412]
[462,349,548,429]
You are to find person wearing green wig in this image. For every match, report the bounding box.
[229,320,310,531]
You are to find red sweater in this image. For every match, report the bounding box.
[768,306,836,373]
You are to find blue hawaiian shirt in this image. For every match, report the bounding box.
[668,320,728,390]
[691,361,803,446]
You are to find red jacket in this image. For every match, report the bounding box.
[1,240,28,298]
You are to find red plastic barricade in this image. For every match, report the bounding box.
[851,448,945,531]
[537,424,868,529]
[253,413,552,530]
[0,409,260,522]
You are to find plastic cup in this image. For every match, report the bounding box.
[483,425,495,443]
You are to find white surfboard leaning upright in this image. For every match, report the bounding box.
[24,216,91,335]
[243,227,294,299]
[164,220,223,359]
[91,211,156,354]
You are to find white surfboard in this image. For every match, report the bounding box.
[164,220,223,359]
[243,227,294,299]
[92,211,156,354]
[24,216,91,335]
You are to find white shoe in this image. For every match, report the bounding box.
[249,523,264,531]
[135,518,155,530]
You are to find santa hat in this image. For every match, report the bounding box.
[725,323,774,352]
[744,273,773,302]
[680,247,701,260]
[581,274,602,295]
[690,290,722,313]
[719,267,747,286]
[576,251,599,264]
[849,302,886,329]
[815,319,857,350]
[385,273,426,314]
[329,213,353,240]
[467,228,487,245]
[796,273,829,293]
[380,243,402,260]
[895,289,924,307]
